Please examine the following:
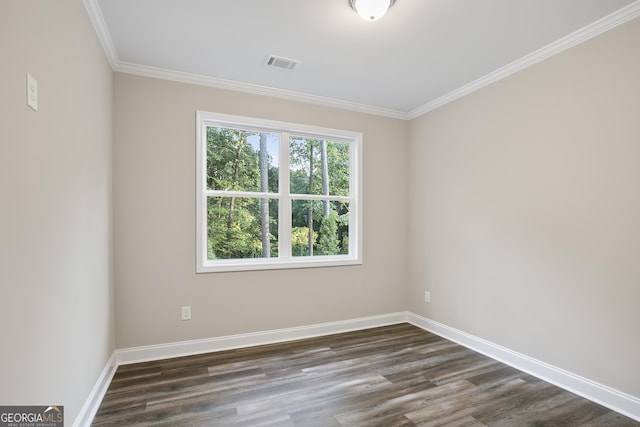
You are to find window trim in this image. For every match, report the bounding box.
[196,111,362,273]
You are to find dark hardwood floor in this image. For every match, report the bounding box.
[92,323,639,426]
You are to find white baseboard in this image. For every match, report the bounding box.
[79,312,640,425]
[115,312,408,365]
[73,353,118,427]
[407,312,640,422]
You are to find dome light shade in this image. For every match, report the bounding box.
[349,0,396,21]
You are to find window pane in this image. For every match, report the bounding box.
[289,137,350,196]
[207,127,279,192]
[207,197,278,260]
[291,200,349,257]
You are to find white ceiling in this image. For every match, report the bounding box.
[89,0,639,118]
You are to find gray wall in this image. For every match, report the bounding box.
[0,0,115,422]
[408,17,640,397]
[113,73,409,348]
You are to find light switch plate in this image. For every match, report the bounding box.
[27,73,38,111]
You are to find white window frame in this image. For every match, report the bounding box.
[196,111,362,273]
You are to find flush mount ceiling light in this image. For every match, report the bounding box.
[349,0,396,21]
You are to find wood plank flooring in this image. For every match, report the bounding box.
[92,324,639,426]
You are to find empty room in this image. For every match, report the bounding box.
[1,0,639,426]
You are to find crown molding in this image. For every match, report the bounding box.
[407,0,640,119]
[83,0,119,69]
[113,61,409,120]
[84,0,640,121]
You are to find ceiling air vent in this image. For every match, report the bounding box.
[266,54,300,70]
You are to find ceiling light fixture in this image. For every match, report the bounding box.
[349,0,396,21]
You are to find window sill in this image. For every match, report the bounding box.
[196,256,362,273]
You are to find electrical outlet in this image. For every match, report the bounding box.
[181,306,191,320]
[424,291,431,303]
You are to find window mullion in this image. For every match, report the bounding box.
[279,131,292,259]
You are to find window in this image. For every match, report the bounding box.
[196,111,362,273]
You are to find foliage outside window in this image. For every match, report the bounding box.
[196,111,362,272]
